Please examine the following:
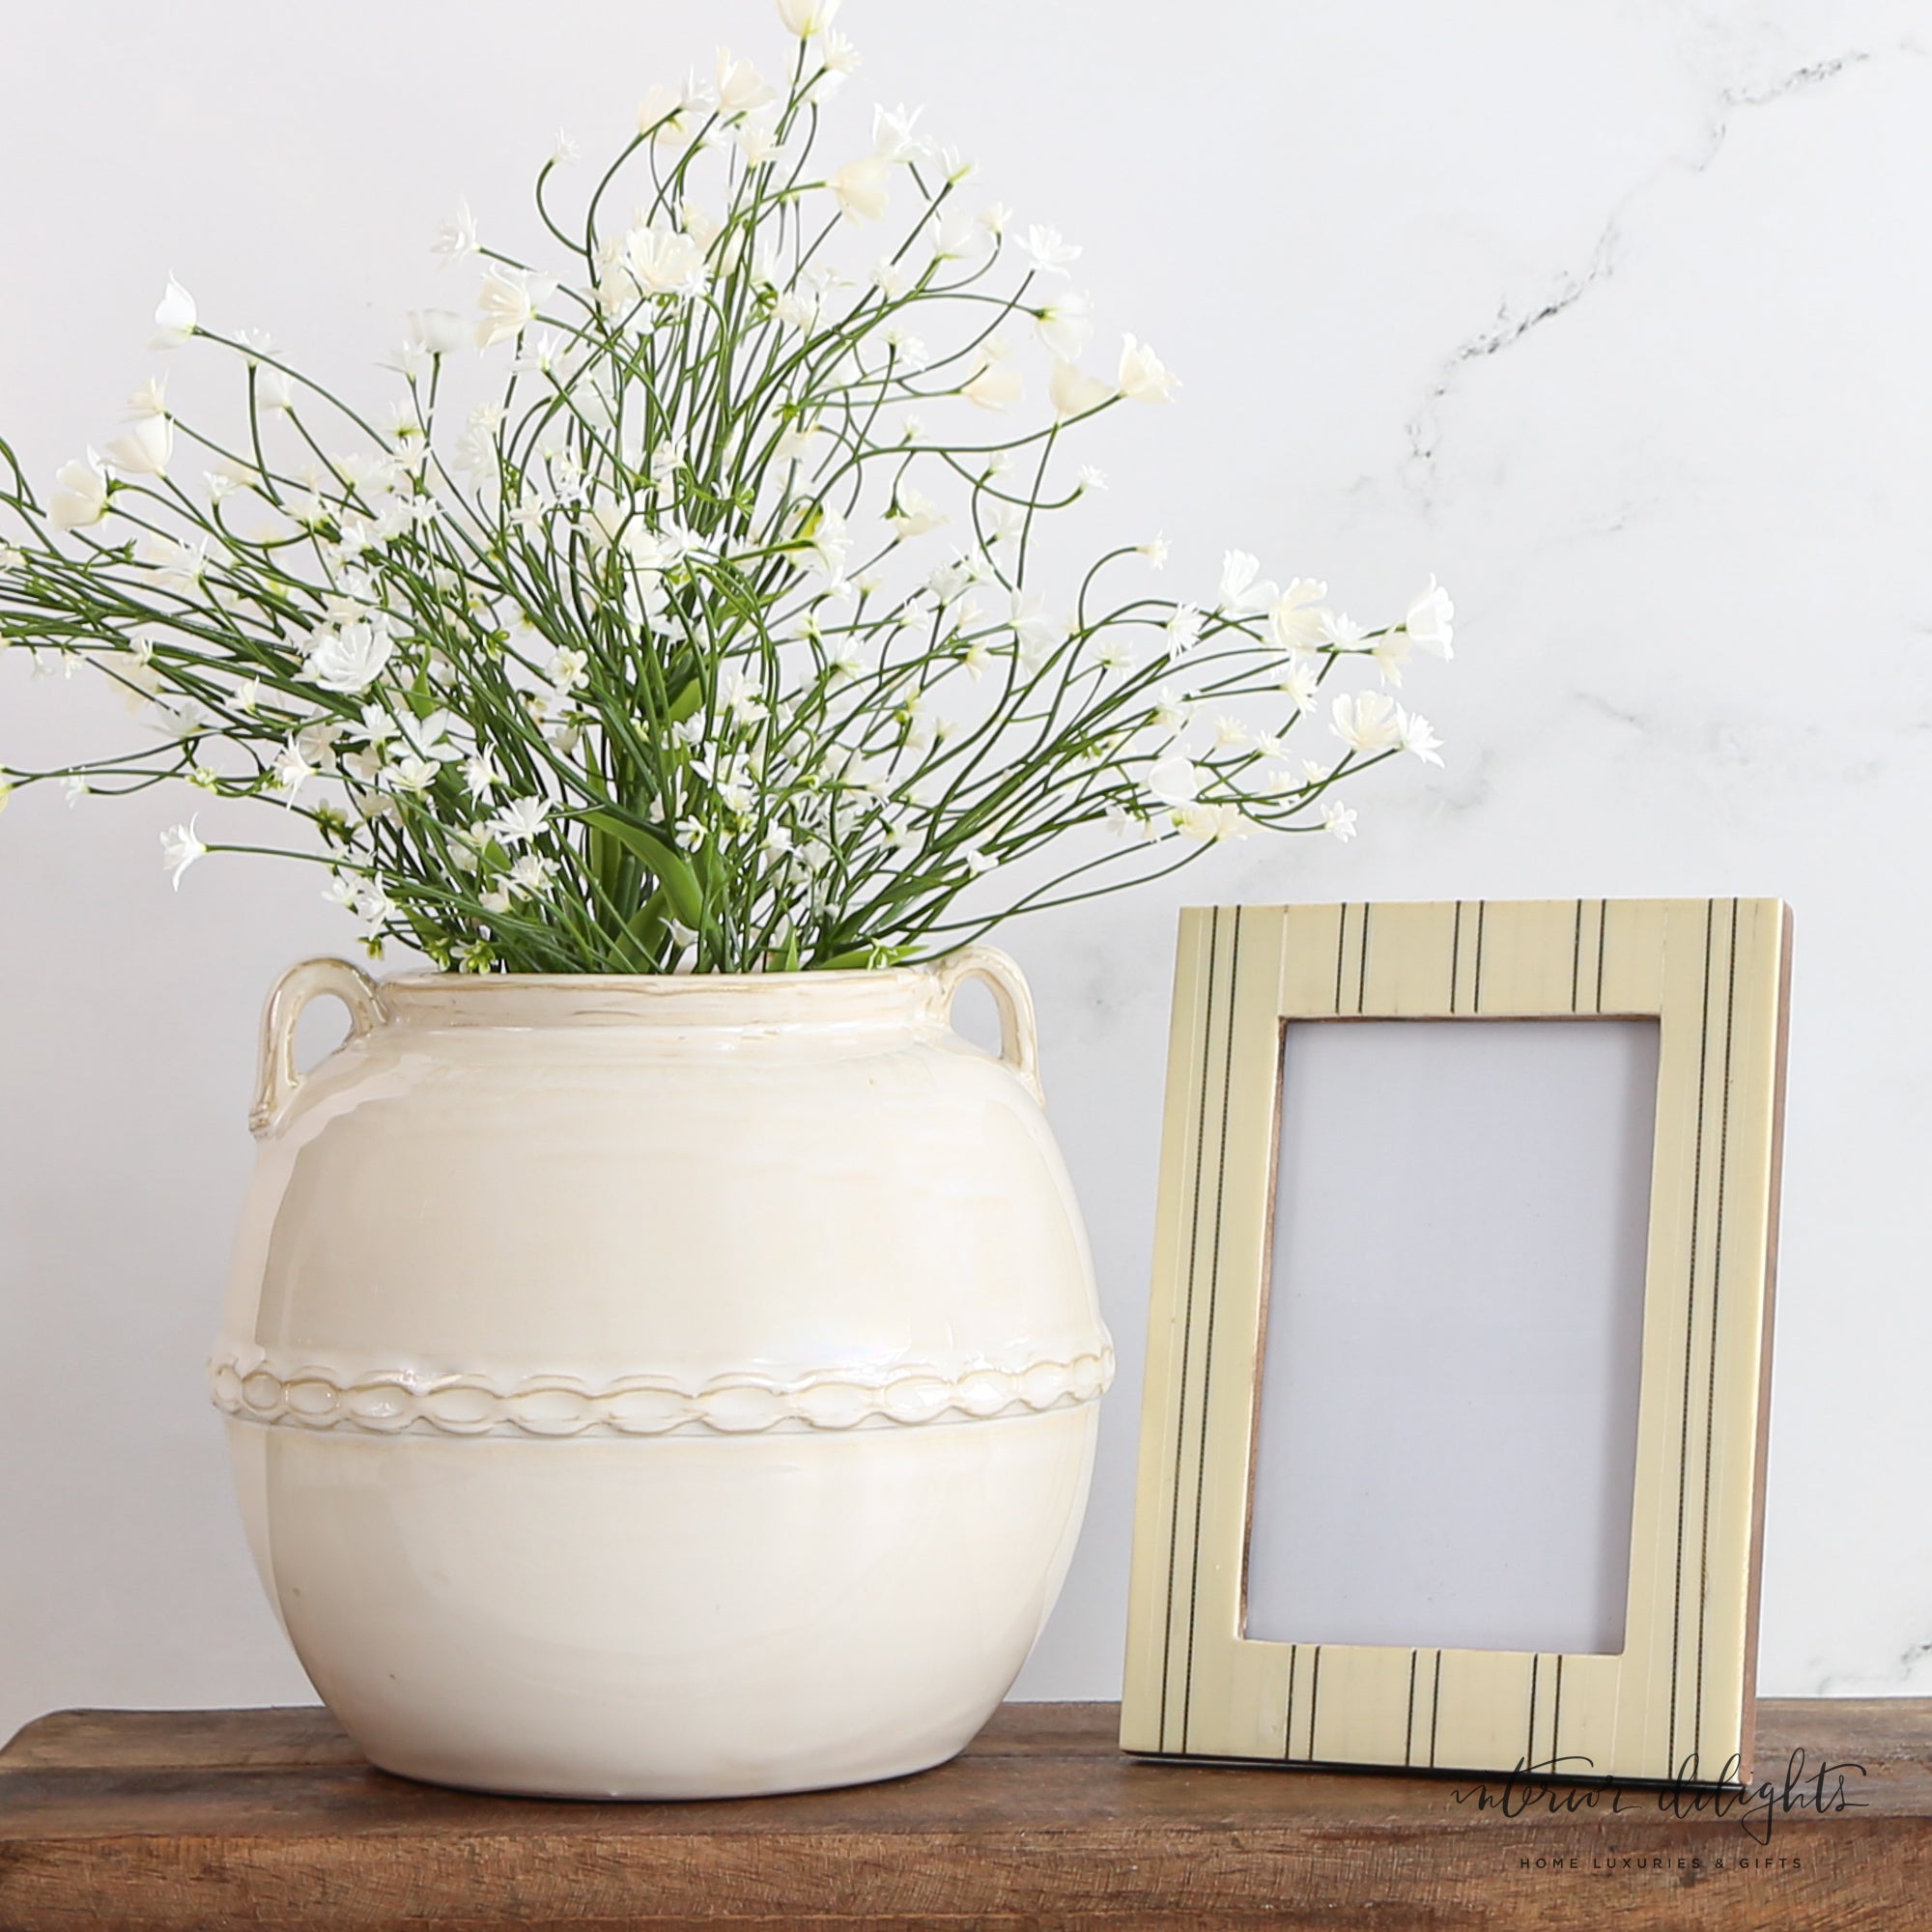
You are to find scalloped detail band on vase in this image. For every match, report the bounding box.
[207,1344,1117,1438]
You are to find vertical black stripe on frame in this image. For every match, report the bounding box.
[1693,900,1741,1760]
[1304,1647,1322,1762]
[1668,900,1718,1774]
[1158,910,1223,1750]
[1525,1655,1541,1772]
[1355,902,1372,1013]
[1551,1655,1565,1769]
[1180,908,1244,1752]
[1429,1652,1444,1768]
[1594,899,1608,1013]
[1282,1643,1299,1762]
[1571,900,1584,1011]
[1404,1650,1419,1767]
[1449,901,1464,1013]
[1472,899,1489,1013]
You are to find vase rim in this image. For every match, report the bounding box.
[381,962,943,991]
[371,959,956,1032]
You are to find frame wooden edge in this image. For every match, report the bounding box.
[1736,899,1794,1783]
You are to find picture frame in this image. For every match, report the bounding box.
[1121,898,1792,1784]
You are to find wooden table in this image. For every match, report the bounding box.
[1,1699,1925,1928]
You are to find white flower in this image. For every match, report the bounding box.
[62,775,89,807]
[715,47,774,114]
[1360,630,1410,684]
[296,721,344,771]
[270,743,316,799]
[465,752,505,799]
[151,276,197,349]
[882,326,928,372]
[512,331,564,379]
[433,197,478,261]
[719,665,765,724]
[886,490,946,541]
[507,853,558,896]
[962,346,1022,411]
[778,0,841,35]
[872,102,926,162]
[1269,578,1331,652]
[1018,224,1080,275]
[551,129,581,165]
[800,502,850,577]
[638,79,703,147]
[626,223,710,298]
[105,413,173,478]
[1218,551,1277,618]
[1321,799,1358,842]
[1076,465,1107,494]
[1009,591,1066,666]
[816,29,860,80]
[475,264,554,349]
[256,364,295,412]
[125,377,168,420]
[355,884,396,926]
[1213,715,1251,750]
[1151,684,1193,734]
[1177,801,1254,843]
[831,154,891,221]
[1049,358,1112,419]
[978,201,1012,238]
[396,707,468,764]
[1398,708,1445,766]
[160,816,206,888]
[1116,334,1176,402]
[49,451,109,529]
[1166,605,1206,655]
[957,843,996,876]
[406,308,467,357]
[1033,289,1093,359]
[1146,754,1202,806]
[322,873,358,912]
[383,750,437,788]
[1139,537,1169,568]
[1094,633,1135,672]
[735,110,783,166]
[489,795,551,846]
[1405,575,1455,659]
[1330,690,1404,755]
[307,622,395,696]
[154,536,209,595]
[1277,657,1321,713]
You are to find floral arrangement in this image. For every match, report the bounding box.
[0,0,1451,975]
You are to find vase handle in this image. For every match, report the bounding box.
[250,957,384,1138]
[936,946,1045,1108]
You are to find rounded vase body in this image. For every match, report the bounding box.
[213,952,1110,1799]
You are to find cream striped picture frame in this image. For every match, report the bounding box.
[1122,898,1791,1785]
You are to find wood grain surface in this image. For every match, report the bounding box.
[1,1699,1924,1929]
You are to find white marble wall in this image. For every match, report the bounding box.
[2,0,1927,1736]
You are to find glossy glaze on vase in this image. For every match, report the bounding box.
[213,951,1110,1799]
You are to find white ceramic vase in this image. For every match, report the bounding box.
[210,950,1111,1799]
